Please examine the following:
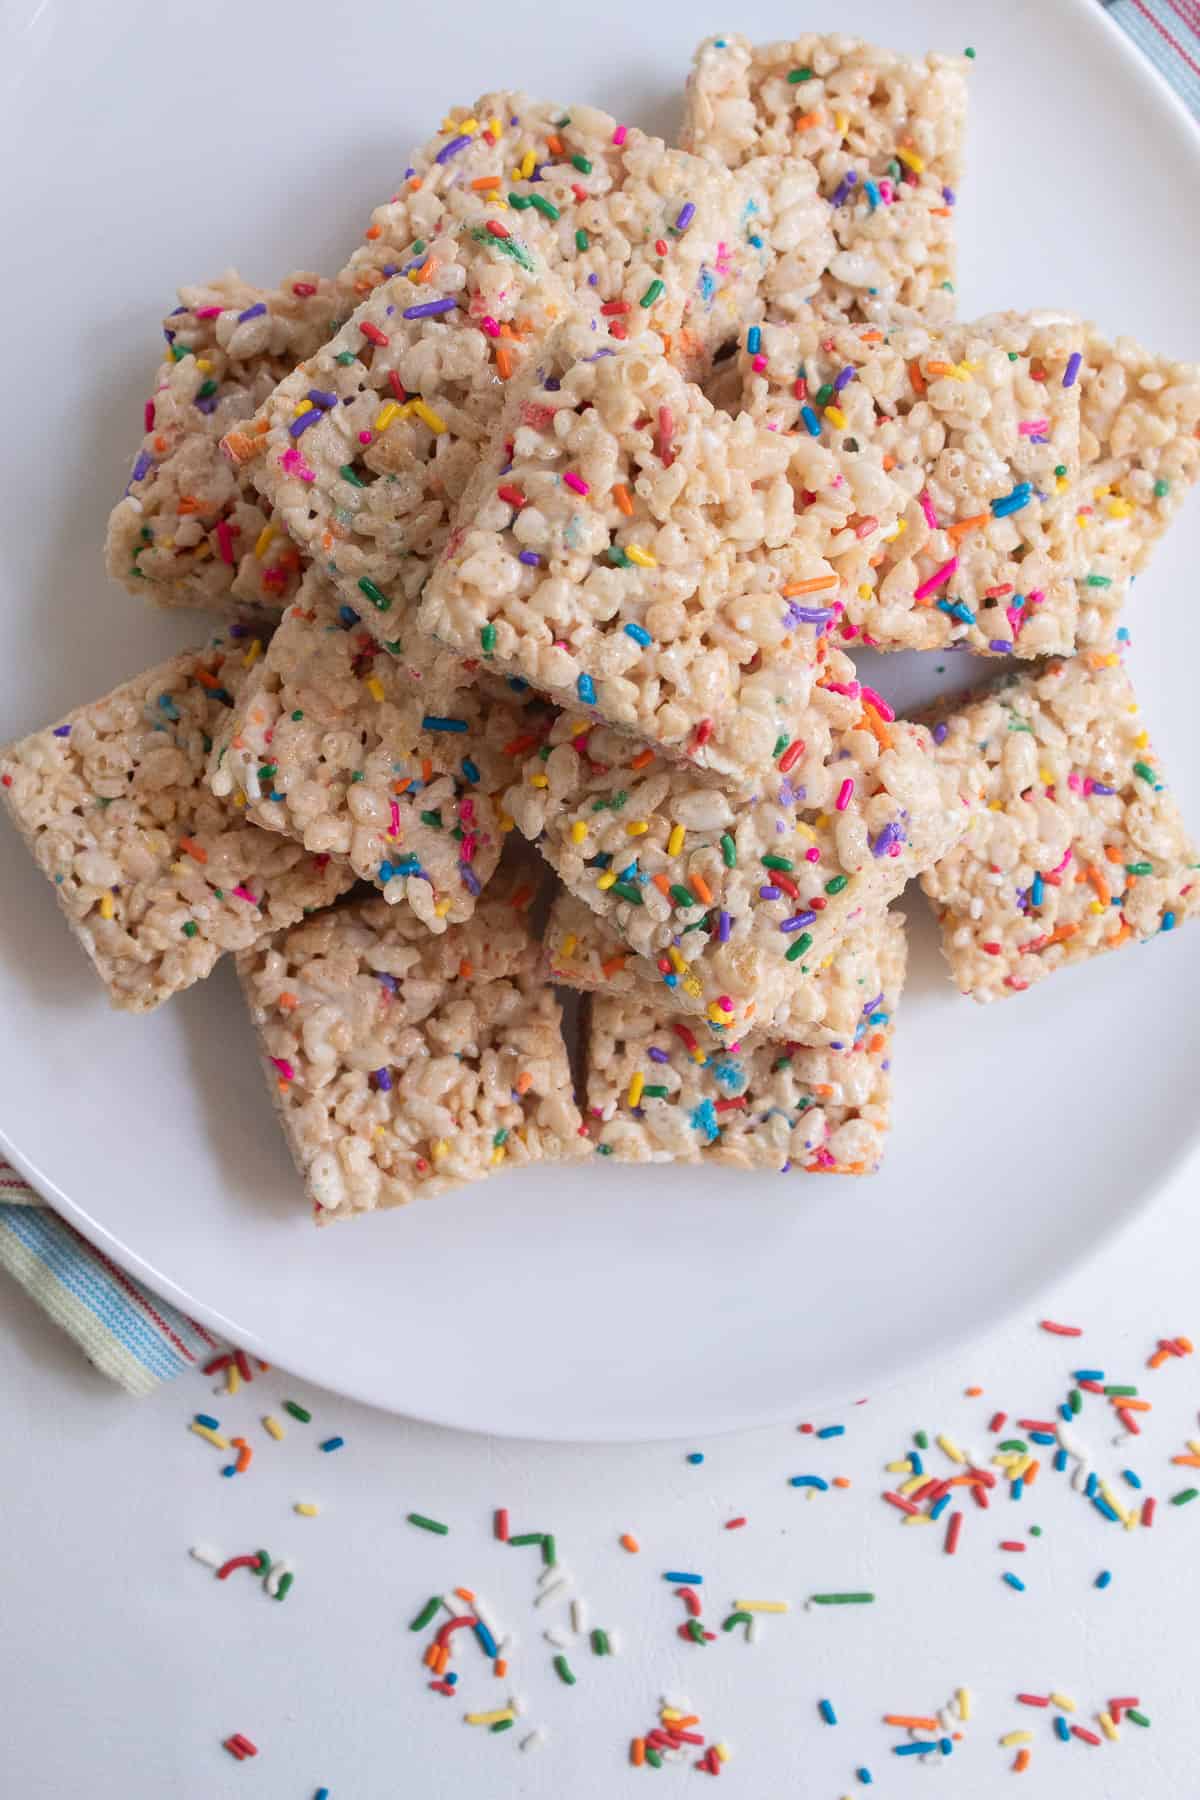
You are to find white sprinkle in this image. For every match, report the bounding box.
[534,1577,569,1607]
[520,1728,547,1753]
[538,1562,571,1588]
[605,1628,620,1656]
[188,1544,222,1568]
[509,1694,526,1718]
[747,1616,761,1643]
[442,1592,474,1617]
[543,1628,574,1648]
[571,1598,589,1634]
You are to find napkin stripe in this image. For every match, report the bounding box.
[1107,0,1200,110]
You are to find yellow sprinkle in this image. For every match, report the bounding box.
[1108,498,1133,519]
[487,194,509,209]
[98,894,115,921]
[499,814,514,833]
[1049,1692,1076,1714]
[262,1416,285,1441]
[898,1474,928,1497]
[489,117,501,137]
[883,518,907,541]
[434,899,451,918]
[667,822,685,857]
[937,1433,966,1465]
[1088,900,1105,915]
[597,870,617,891]
[529,772,549,789]
[733,1599,789,1613]
[431,1139,450,1160]
[190,1423,230,1451]
[901,1513,934,1525]
[1134,730,1149,749]
[411,399,447,435]
[491,1145,506,1166]
[570,820,588,844]
[374,401,402,433]
[824,404,847,428]
[226,1365,241,1396]
[714,1744,731,1764]
[560,933,577,958]
[232,791,247,809]
[254,523,277,559]
[520,149,536,179]
[628,1072,645,1108]
[857,583,873,599]
[458,117,479,136]
[195,357,213,374]
[292,398,313,417]
[897,146,925,173]
[1099,1712,1119,1741]
[466,1709,515,1727]
[625,545,657,569]
[680,973,703,1000]
[1056,476,1070,492]
[660,1710,688,1723]
[885,1459,912,1473]
[626,820,649,836]
[1000,1732,1033,1748]
[834,110,848,134]
[294,1503,320,1517]
[957,1688,971,1722]
[667,946,688,974]
[365,676,386,703]
[243,639,263,669]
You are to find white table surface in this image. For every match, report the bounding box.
[4,1148,1195,1800]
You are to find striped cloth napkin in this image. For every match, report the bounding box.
[3,0,1198,1393]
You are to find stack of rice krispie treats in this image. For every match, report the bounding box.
[5,32,1198,1221]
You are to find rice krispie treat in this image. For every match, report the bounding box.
[206,573,542,928]
[548,887,907,1052]
[238,866,587,1222]
[727,310,1085,655]
[0,632,353,1012]
[583,917,905,1172]
[681,33,968,324]
[106,272,342,612]
[339,94,759,375]
[921,651,1200,1002]
[505,671,965,1034]
[223,228,572,643]
[420,323,901,780]
[1073,331,1200,645]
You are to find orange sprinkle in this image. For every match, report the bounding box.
[860,705,893,751]
[1104,844,1124,863]
[496,346,513,381]
[613,483,634,516]
[866,1032,887,1054]
[471,175,501,191]
[278,992,299,1011]
[832,1476,852,1489]
[1120,1398,1152,1412]
[859,330,884,344]
[514,1072,534,1096]
[925,359,954,376]
[619,1533,640,1553]
[1170,1454,1200,1467]
[691,873,714,905]
[1014,1749,1031,1773]
[493,1658,507,1677]
[629,748,656,770]
[1085,865,1111,905]
[631,1740,646,1767]
[191,666,224,691]
[364,224,381,240]
[908,360,927,395]
[881,452,896,470]
[413,255,439,285]
[1045,922,1080,948]
[965,1385,983,1396]
[651,873,672,898]
[178,836,208,864]
[782,575,839,597]
[176,497,201,516]
[454,1587,475,1603]
[602,953,627,978]
[421,758,433,785]
[407,176,422,191]
[153,435,170,453]
[222,431,264,465]
[794,109,824,130]
[546,133,564,155]
[884,1716,939,1731]
[458,958,473,980]
[946,513,989,542]
[1107,924,1132,949]
[1024,1459,1040,1487]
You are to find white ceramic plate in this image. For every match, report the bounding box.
[1,0,1197,1439]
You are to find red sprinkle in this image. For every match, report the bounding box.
[223,1734,258,1761]
[600,301,631,315]
[1142,1496,1157,1526]
[998,1541,1025,1552]
[944,1510,963,1554]
[233,1348,252,1381]
[494,1507,509,1542]
[778,738,806,773]
[1071,1726,1102,1747]
[216,1553,266,1581]
[675,1585,702,1617]
[989,1411,1007,1432]
[387,370,407,403]
[486,220,510,239]
[1016,1694,1050,1708]
[203,1354,233,1374]
[883,1491,920,1517]
[1040,1319,1083,1337]
[725,1516,747,1529]
[360,321,390,347]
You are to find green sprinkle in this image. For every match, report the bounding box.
[507,1532,545,1547]
[641,1085,669,1098]
[964,45,976,57]
[1104,1385,1138,1397]
[1125,862,1153,876]
[815,383,835,407]
[507,192,530,209]
[291,710,304,721]
[1029,1525,1042,1537]
[409,1594,443,1631]
[809,1591,875,1605]
[275,1571,295,1602]
[825,874,848,895]
[572,155,592,173]
[597,1143,614,1155]
[257,765,276,782]
[640,278,665,308]
[335,351,357,365]
[1054,464,1068,478]
[1133,761,1157,784]
[420,810,443,829]
[575,228,589,251]
[181,921,198,938]
[670,885,697,908]
[339,464,365,487]
[283,1401,312,1423]
[612,881,644,905]
[785,933,813,962]
[914,1430,929,1449]
[196,378,218,399]
[646,1748,664,1768]
[358,576,390,611]
[1171,1488,1199,1506]
[1127,1709,1151,1727]
[411,239,426,253]
[1154,479,1170,498]
[722,1610,753,1631]
[1068,1389,1082,1413]
[1085,574,1112,588]
[542,1533,557,1566]
[407,1512,449,1535]
[471,227,536,273]
[761,853,794,871]
[773,734,789,758]
[529,193,560,221]
[720,833,736,867]
[998,1439,1029,1453]
[787,66,814,81]
[553,1654,576,1685]
[686,1618,708,1645]
[490,1717,514,1733]
[607,545,632,567]
[591,1628,610,1655]
[350,771,364,782]
[480,623,496,654]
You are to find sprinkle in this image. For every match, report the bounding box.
[664,1571,703,1585]
[620,1534,640,1553]
[552,1654,576,1686]
[835,778,854,812]
[563,471,590,496]
[913,557,958,602]
[1063,352,1082,387]
[409,1595,441,1631]
[733,1599,789,1613]
[819,1700,838,1726]
[283,1401,312,1423]
[1002,1572,1026,1591]
[294,1503,319,1517]
[991,483,1033,518]
[191,1423,230,1451]
[422,715,469,734]
[792,1475,830,1491]
[262,1416,284,1441]
[809,1592,873,1606]
[640,279,665,308]
[1039,1319,1082,1337]
[408,1513,450,1534]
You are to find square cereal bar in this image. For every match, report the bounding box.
[583,914,904,1172]
[106,273,341,612]
[728,310,1085,654]
[420,322,900,780]
[238,864,587,1222]
[504,670,964,1034]
[921,651,1199,1001]
[340,94,759,375]
[682,33,968,324]
[207,573,542,928]
[1073,331,1200,644]
[224,228,570,636]
[548,887,907,1051]
[0,632,353,1012]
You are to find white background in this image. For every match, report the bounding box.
[4,1156,1198,1799]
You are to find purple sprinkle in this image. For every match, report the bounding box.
[1063,351,1082,388]
[376,972,398,993]
[236,302,268,323]
[718,910,732,944]
[518,550,542,566]
[829,170,858,207]
[833,365,856,391]
[583,347,616,362]
[193,394,219,415]
[587,272,599,286]
[129,449,153,484]
[403,296,458,320]
[169,305,188,316]
[460,863,482,896]
[932,721,949,744]
[381,263,398,277]
[289,409,321,439]
[942,185,956,205]
[759,885,782,900]
[648,1046,670,1064]
[675,201,696,232]
[52,724,72,737]
[780,911,817,933]
[435,133,472,164]
[404,166,415,179]
[870,821,902,858]
[544,376,561,392]
[307,388,338,410]
[861,992,883,1017]
[371,1068,393,1091]
[786,603,835,627]
[988,638,1012,653]
[1091,781,1116,796]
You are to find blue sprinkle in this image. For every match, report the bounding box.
[746,325,761,355]
[800,404,821,437]
[320,1437,345,1453]
[1054,1447,1068,1472]
[1011,1478,1024,1502]
[689,1098,719,1142]
[990,483,1033,518]
[818,1699,838,1726]
[1059,1404,1074,1421]
[194,1413,220,1431]
[52,724,72,737]
[686,1452,704,1465]
[1095,1569,1112,1589]
[421,715,468,733]
[929,1494,951,1521]
[461,758,480,783]
[857,1771,873,1786]
[663,1571,702,1585]
[1085,1472,1098,1498]
[1092,1495,1120,1523]
[1002,1572,1026,1591]
[577,673,596,704]
[221,1465,237,1478]
[337,605,361,628]
[864,178,881,210]
[460,864,482,898]
[624,622,653,647]
[1122,1469,1142,1489]
[157,694,180,721]
[1074,1369,1105,1381]
[816,1425,845,1439]
[908,1451,924,1475]
[474,1620,499,1657]
[1055,1715,1071,1742]
[894,1743,930,1757]
[1162,911,1177,931]
[936,598,976,625]
[1030,1430,1056,1445]
[790,1475,829,1490]
[748,234,764,248]
[1031,872,1044,907]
